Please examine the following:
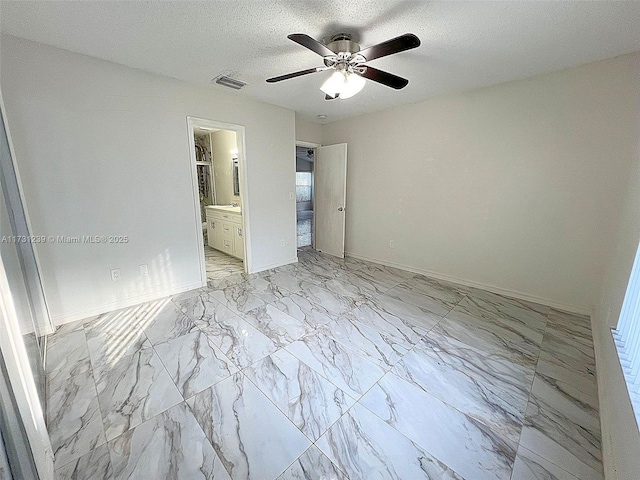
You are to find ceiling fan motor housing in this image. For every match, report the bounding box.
[326,34,360,54]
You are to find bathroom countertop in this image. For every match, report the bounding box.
[206,205,242,214]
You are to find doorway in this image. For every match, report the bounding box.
[296,142,348,258]
[187,118,251,283]
[296,145,315,249]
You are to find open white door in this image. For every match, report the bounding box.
[315,143,347,258]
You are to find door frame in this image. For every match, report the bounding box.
[187,117,252,279]
[0,93,53,479]
[295,141,320,249]
[0,95,53,338]
[0,253,53,479]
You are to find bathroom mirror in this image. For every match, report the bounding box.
[232,157,240,196]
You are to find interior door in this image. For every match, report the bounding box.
[315,143,347,258]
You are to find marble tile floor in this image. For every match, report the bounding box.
[46,248,602,479]
[205,246,245,281]
[296,210,313,248]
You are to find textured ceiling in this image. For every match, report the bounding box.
[2,1,640,124]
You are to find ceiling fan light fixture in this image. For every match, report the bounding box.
[320,70,365,99]
[320,70,346,97]
[339,72,366,99]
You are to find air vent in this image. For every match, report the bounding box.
[213,75,247,90]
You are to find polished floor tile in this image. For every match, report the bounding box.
[286,331,386,399]
[109,402,230,480]
[85,310,151,370]
[200,313,279,369]
[54,444,112,480]
[511,445,580,480]
[348,262,415,290]
[245,349,355,441]
[316,403,463,479]
[205,246,244,281]
[348,297,427,347]
[259,268,323,294]
[47,371,106,467]
[46,330,91,380]
[463,288,548,335]
[321,316,409,369]
[175,289,234,323]
[392,329,532,444]
[283,283,356,319]
[360,373,516,480]
[216,273,290,305]
[276,446,347,480]
[93,348,183,441]
[546,309,593,346]
[209,283,269,315]
[435,303,542,369]
[271,292,337,328]
[321,271,388,300]
[386,274,467,316]
[154,330,238,398]
[142,300,198,346]
[47,248,603,480]
[188,373,311,480]
[296,211,313,246]
[519,374,602,480]
[242,304,313,348]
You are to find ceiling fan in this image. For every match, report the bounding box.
[266,33,420,100]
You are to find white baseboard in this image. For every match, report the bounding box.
[345,251,592,316]
[51,280,206,326]
[591,319,616,480]
[250,257,298,274]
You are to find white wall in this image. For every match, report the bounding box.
[295,115,322,145]
[322,53,640,313]
[591,82,640,478]
[0,35,297,324]
[211,130,240,206]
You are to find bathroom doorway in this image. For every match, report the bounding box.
[187,118,250,284]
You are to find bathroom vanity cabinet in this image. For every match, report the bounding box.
[206,206,244,260]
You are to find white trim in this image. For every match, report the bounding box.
[345,251,592,316]
[186,117,251,279]
[51,280,205,326]
[0,92,54,337]
[592,308,623,480]
[296,141,321,148]
[0,255,54,479]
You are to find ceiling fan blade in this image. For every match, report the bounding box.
[358,33,420,62]
[288,34,335,57]
[325,93,339,100]
[360,66,409,90]
[266,67,324,83]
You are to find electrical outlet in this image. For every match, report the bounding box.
[389,240,395,248]
[110,268,121,281]
[280,239,286,247]
[139,264,148,276]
